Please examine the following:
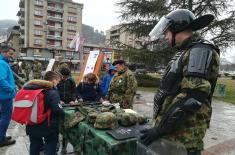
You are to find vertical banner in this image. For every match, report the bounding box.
[77,51,104,83]
[83,50,100,76]
[45,59,55,72]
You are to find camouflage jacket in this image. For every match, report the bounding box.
[106,67,137,109]
[155,36,220,150]
[33,62,42,79]
[58,62,69,71]
[24,63,31,74]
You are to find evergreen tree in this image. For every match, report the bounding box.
[116,0,235,50]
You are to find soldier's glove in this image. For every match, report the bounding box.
[153,89,167,118]
[140,127,162,146]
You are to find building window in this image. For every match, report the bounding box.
[34,20,43,26]
[55,3,63,9]
[55,32,62,37]
[67,34,75,39]
[68,16,77,22]
[68,7,77,14]
[34,10,43,16]
[55,41,62,47]
[68,25,76,31]
[55,14,62,18]
[34,39,42,45]
[55,23,62,28]
[35,0,43,6]
[34,29,43,36]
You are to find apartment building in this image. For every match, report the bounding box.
[106,25,145,49]
[17,0,83,62]
[7,25,20,55]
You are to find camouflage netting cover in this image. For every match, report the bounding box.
[60,108,137,155]
[61,104,148,130]
[59,105,149,154]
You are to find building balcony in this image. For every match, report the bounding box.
[19,28,25,35]
[19,38,24,45]
[17,8,25,17]
[34,42,43,46]
[47,44,63,50]
[19,0,25,8]
[47,6,64,13]
[20,25,25,30]
[47,16,63,22]
[47,25,63,31]
[34,1,43,7]
[47,35,63,40]
[110,32,120,37]
[48,0,64,4]
[18,18,25,25]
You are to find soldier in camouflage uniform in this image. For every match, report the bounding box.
[58,62,69,72]
[140,9,220,155]
[32,60,42,79]
[106,60,137,109]
[24,61,31,81]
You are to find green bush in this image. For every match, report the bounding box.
[135,74,161,87]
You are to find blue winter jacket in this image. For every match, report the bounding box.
[0,54,16,100]
[100,73,114,96]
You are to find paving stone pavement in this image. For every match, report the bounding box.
[0,90,235,155]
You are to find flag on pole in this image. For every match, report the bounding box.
[75,36,80,52]
[69,32,79,49]
[111,49,115,63]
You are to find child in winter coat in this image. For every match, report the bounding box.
[76,73,103,103]
[25,71,64,155]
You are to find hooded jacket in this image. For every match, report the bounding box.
[100,65,116,97]
[57,77,76,104]
[0,54,16,100]
[24,80,65,135]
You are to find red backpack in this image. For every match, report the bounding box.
[12,89,51,126]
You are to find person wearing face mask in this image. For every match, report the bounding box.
[24,71,65,155]
[140,9,220,155]
[0,43,17,147]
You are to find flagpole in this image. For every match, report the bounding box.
[79,44,83,72]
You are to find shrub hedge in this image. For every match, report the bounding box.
[135,74,161,87]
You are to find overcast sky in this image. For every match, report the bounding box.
[0,0,120,31]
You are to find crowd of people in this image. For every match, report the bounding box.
[0,42,138,154]
[0,8,220,155]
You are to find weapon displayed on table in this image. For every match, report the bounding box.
[61,101,102,108]
[61,102,82,107]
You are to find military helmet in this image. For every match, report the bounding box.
[149,9,214,41]
[117,113,138,127]
[87,112,98,124]
[94,112,118,129]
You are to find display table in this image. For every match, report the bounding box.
[60,107,137,155]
